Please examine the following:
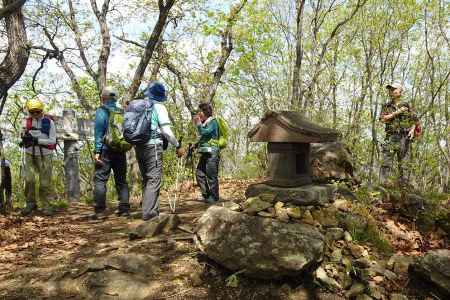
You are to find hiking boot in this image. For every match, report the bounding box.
[90,211,108,220]
[205,196,218,204]
[21,205,37,216]
[117,210,130,218]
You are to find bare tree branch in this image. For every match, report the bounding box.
[42,27,92,112]
[205,0,248,104]
[123,0,176,103]
[67,0,97,80]
[114,35,145,48]
[90,0,111,93]
[165,61,195,116]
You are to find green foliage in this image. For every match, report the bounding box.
[347,204,393,254]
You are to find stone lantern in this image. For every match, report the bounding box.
[248,111,339,187]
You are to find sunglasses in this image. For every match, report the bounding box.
[29,110,43,115]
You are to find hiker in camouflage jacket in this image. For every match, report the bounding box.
[379,82,420,186]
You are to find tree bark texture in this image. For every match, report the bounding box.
[291,0,306,109]
[0,0,29,115]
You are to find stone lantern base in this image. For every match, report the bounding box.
[245,183,336,207]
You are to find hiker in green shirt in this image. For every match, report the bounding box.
[193,102,220,203]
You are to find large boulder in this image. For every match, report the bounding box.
[195,206,324,279]
[310,142,356,183]
[409,249,450,297]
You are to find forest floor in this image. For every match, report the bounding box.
[0,179,448,300]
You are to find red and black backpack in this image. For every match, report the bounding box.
[25,115,57,150]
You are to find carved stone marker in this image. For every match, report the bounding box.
[54,109,94,201]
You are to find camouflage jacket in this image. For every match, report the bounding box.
[379,101,419,136]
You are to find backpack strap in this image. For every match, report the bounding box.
[41,117,51,136]
[26,117,32,131]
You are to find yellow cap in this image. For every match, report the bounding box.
[26,99,44,112]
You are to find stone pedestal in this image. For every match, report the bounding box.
[245,183,336,206]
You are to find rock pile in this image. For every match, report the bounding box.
[195,185,416,298]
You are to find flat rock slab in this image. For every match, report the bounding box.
[195,206,324,279]
[245,183,336,206]
[409,249,450,297]
[129,214,180,240]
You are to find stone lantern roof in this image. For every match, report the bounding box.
[248,111,339,143]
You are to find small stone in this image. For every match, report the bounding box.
[383,269,397,281]
[287,286,311,300]
[228,203,242,211]
[367,282,385,299]
[354,258,372,268]
[344,231,353,242]
[372,276,384,283]
[390,293,409,300]
[333,199,351,212]
[326,227,345,241]
[258,193,276,203]
[349,244,366,258]
[387,254,414,274]
[258,211,274,218]
[330,249,342,263]
[315,266,342,291]
[274,202,290,222]
[342,257,352,273]
[190,270,203,287]
[315,292,346,300]
[346,282,366,298]
[286,206,302,219]
[302,210,315,225]
[242,197,273,214]
[311,206,339,227]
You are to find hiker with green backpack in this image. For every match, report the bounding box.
[92,87,132,219]
[192,102,228,204]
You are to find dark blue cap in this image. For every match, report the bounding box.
[144,81,167,102]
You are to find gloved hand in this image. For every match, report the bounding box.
[21,133,37,148]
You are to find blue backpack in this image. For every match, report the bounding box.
[123,99,154,144]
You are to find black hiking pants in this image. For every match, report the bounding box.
[196,151,220,202]
[94,149,130,213]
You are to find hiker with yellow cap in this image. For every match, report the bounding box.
[20,99,57,216]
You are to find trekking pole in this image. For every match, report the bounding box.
[168,137,183,213]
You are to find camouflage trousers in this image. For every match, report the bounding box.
[380,133,411,185]
[24,153,53,209]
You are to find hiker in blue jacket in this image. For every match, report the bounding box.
[194,102,220,203]
[92,87,130,219]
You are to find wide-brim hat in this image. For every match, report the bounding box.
[144,81,167,102]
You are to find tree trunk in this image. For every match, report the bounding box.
[290,0,306,109]
[0,0,28,115]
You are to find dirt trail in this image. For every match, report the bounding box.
[0,179,259,300]
[0,179,447,299]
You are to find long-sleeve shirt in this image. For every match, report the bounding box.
[22,116,56,156]
[197,117,219,148]
[94,100,120,153]
[148,102,179,148]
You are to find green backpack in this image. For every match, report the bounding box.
[102,106,132,152]
[209,117,229,149]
